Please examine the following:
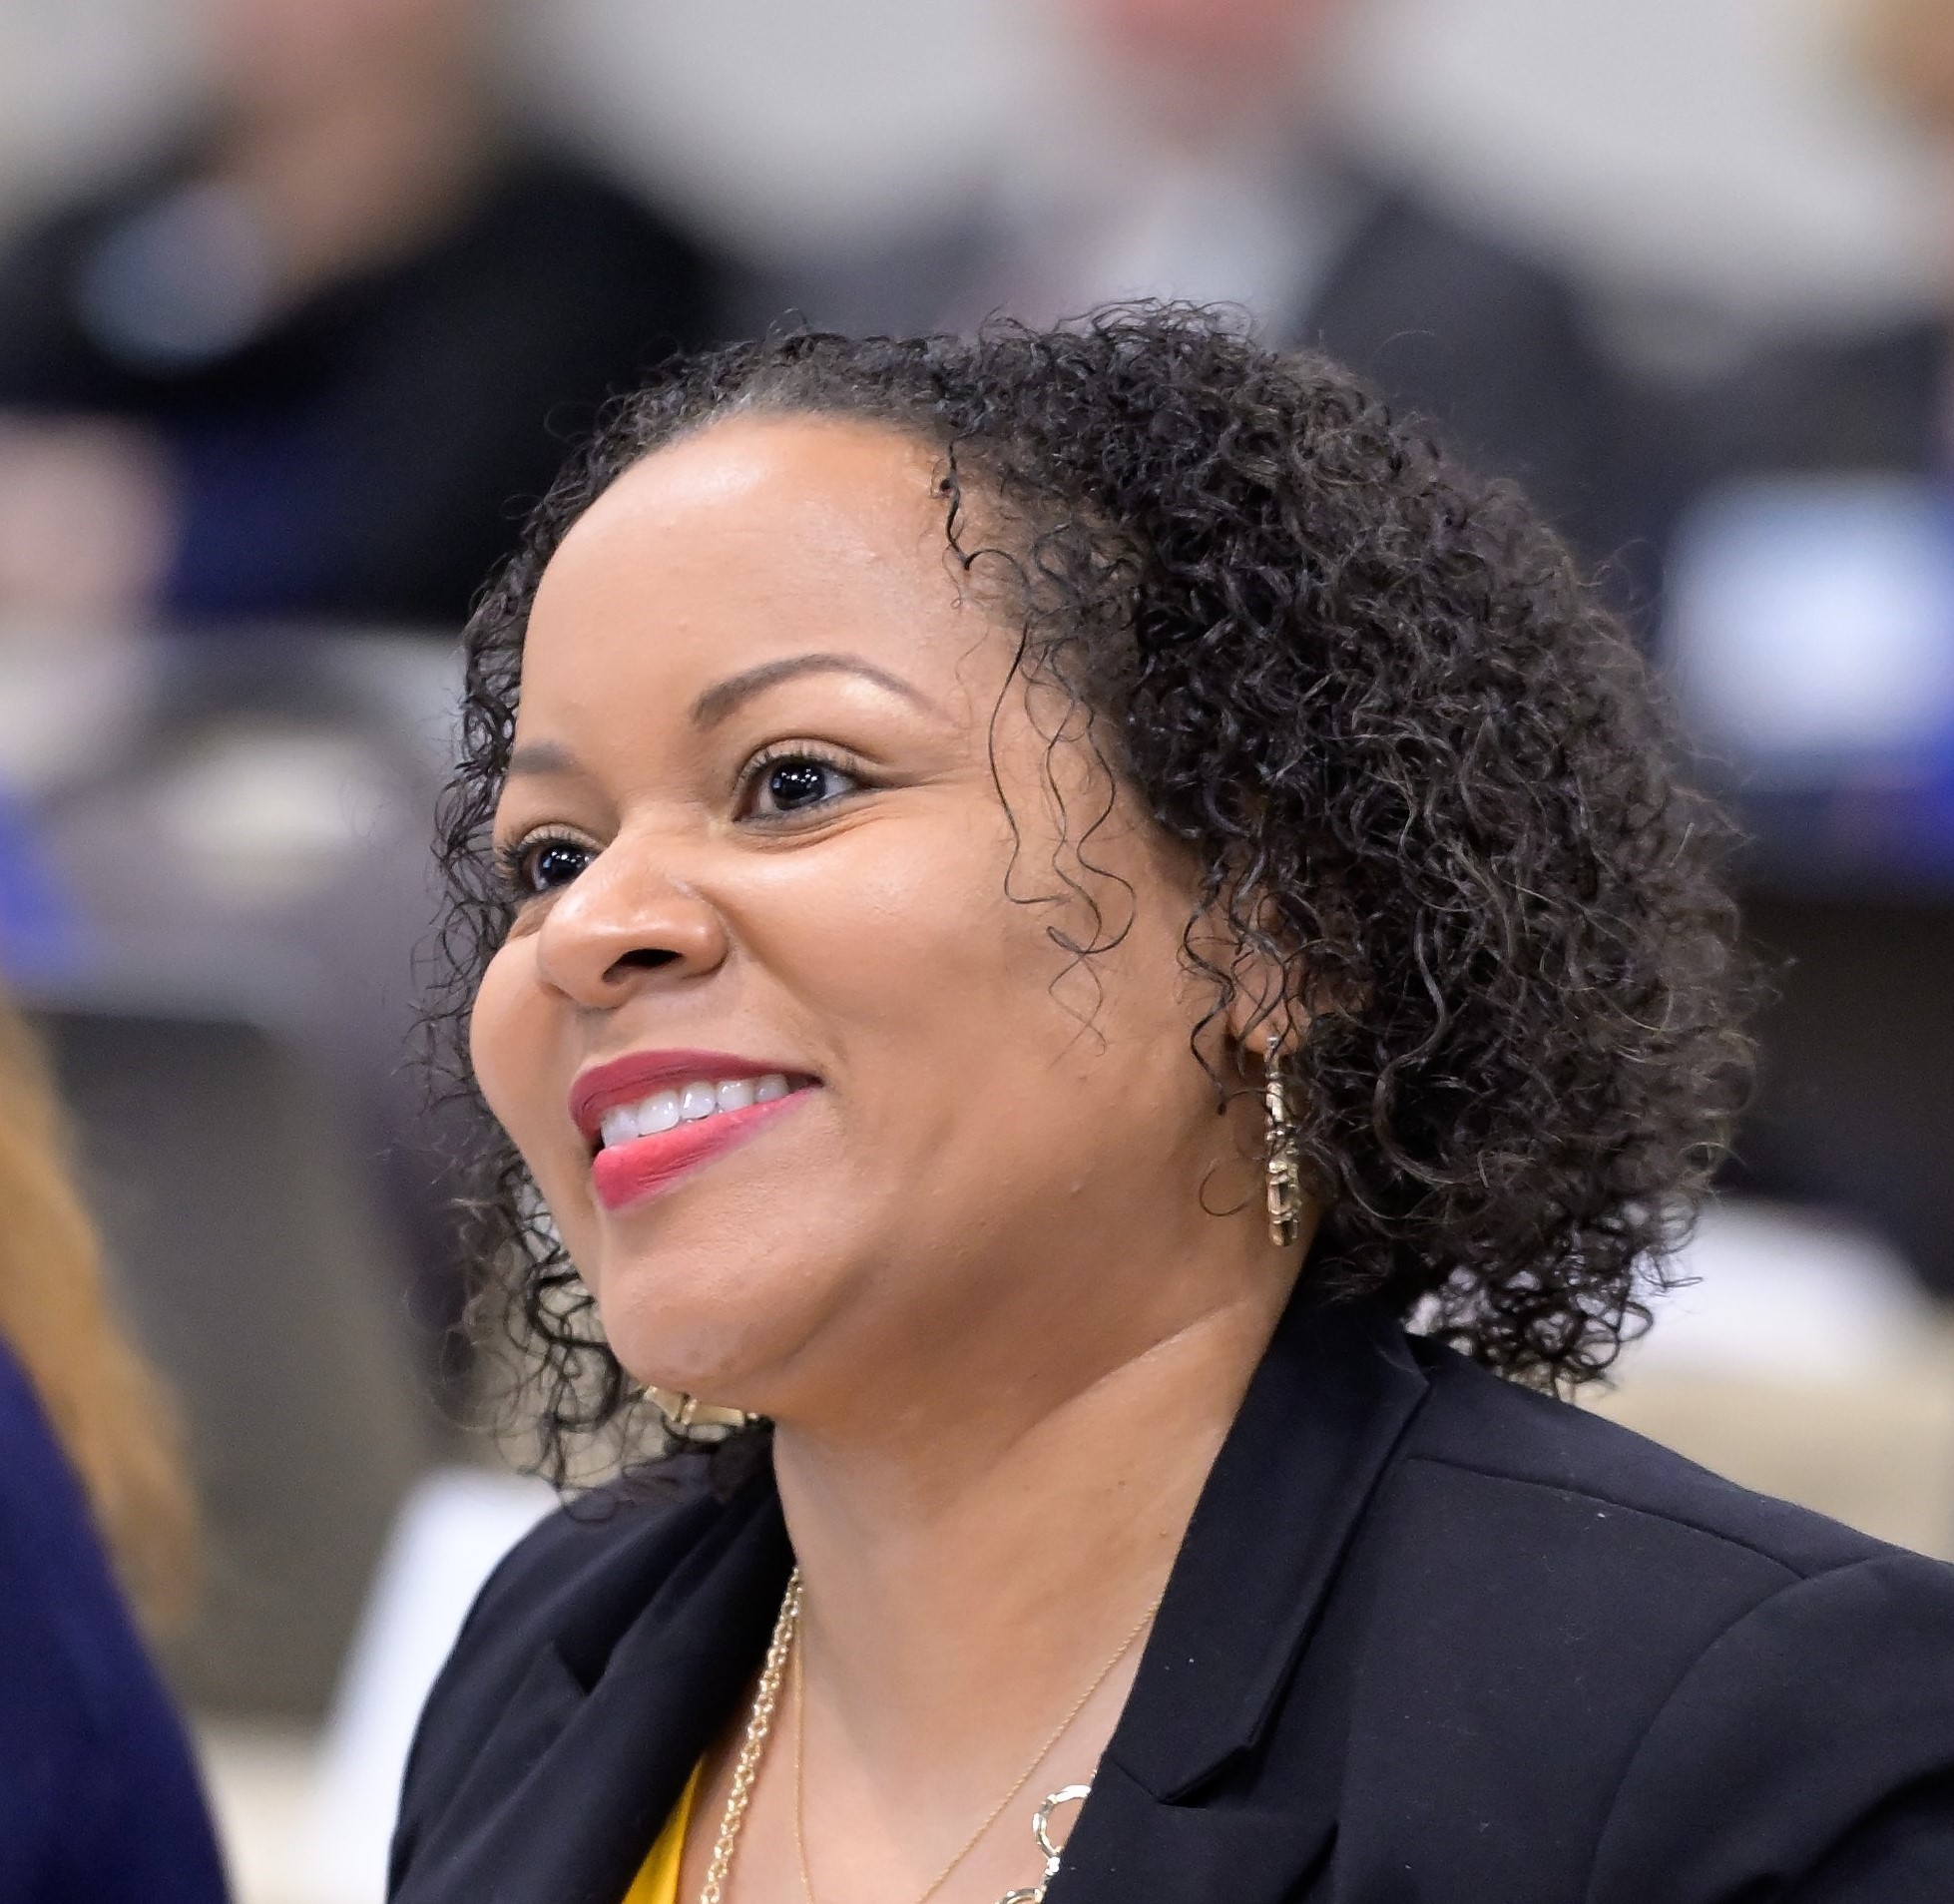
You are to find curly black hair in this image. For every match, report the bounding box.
[428,306,1750,1479]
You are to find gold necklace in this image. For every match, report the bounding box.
[790,1584,1163,1904]
[696,1570,802,1904]
[696,1568,1162,1904]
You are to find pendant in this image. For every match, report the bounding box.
[996,1784,1091,1904]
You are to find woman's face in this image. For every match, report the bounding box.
[200,0,484,113]
[471,415,1269,1430]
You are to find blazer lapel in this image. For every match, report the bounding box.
[1050,1755,1338,1904]
[1051,1293,1430,1904]
[394,1472,793,1904]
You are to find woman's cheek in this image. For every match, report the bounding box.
[470,944,602,1259]
[468,942,544,1155]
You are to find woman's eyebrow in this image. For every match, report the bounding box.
[505,739,582,778]
[691,653,941,728]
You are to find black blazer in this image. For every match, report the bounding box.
[390,1294,1954,1903]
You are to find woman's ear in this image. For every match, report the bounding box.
[1188,887,1310,1065]
[1221,931,1308,1061]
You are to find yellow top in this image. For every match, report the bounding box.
[623,1762,703,1904]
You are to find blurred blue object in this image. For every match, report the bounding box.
[1665,474,1954,888]
[0,783,86,984]
[0,1339,229,1904]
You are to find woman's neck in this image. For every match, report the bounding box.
[680,1143,1313,1899]
[768,1267,1295,1810]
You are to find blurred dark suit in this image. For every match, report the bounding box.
[1297,184,1641,575]
[0,150,725,627]
[783,167,1661,595]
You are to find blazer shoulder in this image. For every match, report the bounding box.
[1590,1544,1954,1901]
[1400,1340,1907,1581]
[1321,1342,1954,1898]
[436,1453,735,1683]
[395,1453,743,1830]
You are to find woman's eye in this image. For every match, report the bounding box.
[503,834,595,896]
[746,754,862,818]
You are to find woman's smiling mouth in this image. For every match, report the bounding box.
[570,1051,819,1212]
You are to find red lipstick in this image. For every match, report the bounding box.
[570,1049,816,1214]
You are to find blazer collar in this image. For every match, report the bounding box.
[1105,1288,1429,1800]
[393,1473,793,1904]
[1047,1289,1431,1904]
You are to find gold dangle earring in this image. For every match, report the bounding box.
[1262,1044,1303,1249]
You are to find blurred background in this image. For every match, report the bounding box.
[3,0,1954,1898]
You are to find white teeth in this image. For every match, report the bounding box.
[597,1074,800,1147]
[599,1105,640,1149]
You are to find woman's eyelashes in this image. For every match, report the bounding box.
[496,829,597,900]
[737,744,869,821]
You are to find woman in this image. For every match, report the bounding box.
[394,311,1954,1904]
[0,990,228,1903]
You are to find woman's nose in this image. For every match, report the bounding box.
[531,838,730,1007]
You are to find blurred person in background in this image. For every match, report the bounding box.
[1700,0,1954,476]
[0,0,726,630]
[1658,0,1954,1299]
[0,986,227,1903]
[800,0,1650,575]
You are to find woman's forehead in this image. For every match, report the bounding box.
[515,414,1000,735]
[543,412,949,592]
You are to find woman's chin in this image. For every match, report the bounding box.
[597,1287,816,1419]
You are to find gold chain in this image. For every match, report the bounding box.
[697,1569,803,1904]
[791,1585,1164,1904]
[697,1568,1163,1904]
